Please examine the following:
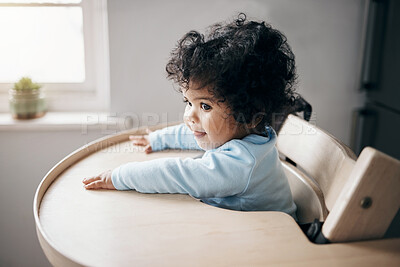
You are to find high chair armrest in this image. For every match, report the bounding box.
[322,147,400,242]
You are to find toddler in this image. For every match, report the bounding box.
[83,13,297,219]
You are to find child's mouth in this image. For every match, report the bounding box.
[193,131,206,138]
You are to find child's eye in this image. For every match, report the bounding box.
[201,103,212,111]
[183,99,192,106]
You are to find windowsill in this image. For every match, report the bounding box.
[0,112,131,131]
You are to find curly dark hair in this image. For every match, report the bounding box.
[166,13,297,132]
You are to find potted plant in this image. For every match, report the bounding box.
[9,77,47,119]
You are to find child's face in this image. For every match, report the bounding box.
[183,83,248,150]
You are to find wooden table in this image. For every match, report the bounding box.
[34,134,400,266]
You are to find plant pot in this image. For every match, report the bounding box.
[9,89,47,119]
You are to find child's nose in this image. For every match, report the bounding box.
[185,108,200,124]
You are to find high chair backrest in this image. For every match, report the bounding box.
[277,115,357,212]
[277,115,400,242]
[281,160,327,223]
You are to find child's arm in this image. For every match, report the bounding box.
[83,124,202,189]
[83,141,254,197]
[110,143,254,198]
[132,123,202,153]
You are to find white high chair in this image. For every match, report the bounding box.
[34,115,400,266]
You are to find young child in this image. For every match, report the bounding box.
[83,13,297,219]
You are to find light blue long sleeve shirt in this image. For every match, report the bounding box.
[112,124,297,219]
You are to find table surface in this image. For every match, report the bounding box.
[38,140,400,266]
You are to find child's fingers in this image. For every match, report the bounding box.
[84,180,105,190]
[132,140,147,146]
[144,144,152,154]
[129,135,149,146]
[82,176,101,185]
[129,135,145,142]
[129,135,146,140]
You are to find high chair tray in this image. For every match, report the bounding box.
[34,126,400,266]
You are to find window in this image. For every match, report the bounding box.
[0,0,110,112]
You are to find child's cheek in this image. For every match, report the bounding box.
[203,113,216,133]
[183,106,191,123]
[210,114,229,135]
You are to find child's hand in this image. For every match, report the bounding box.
[82,170,116,190]
[129,129,153,154]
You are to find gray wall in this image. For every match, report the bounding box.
[0,0,367,266]
[108,0,366,145]
[0,129,107,266]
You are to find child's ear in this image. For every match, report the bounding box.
[247,115,263,129]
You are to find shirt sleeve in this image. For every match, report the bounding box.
[111,142,255,199]
[148,123,202,151]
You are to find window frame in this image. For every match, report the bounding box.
[0,0,110,112]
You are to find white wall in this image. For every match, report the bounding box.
[108,0,366,145]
